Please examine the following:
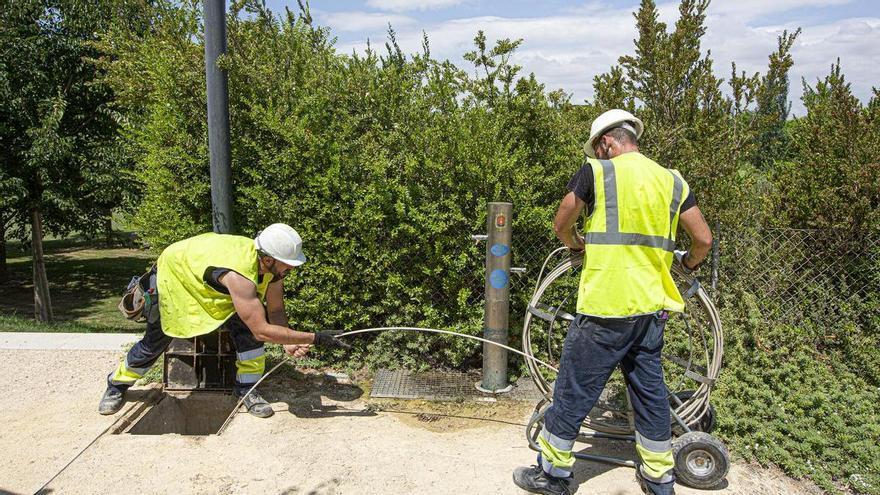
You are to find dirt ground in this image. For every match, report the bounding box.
[0,349,823,495]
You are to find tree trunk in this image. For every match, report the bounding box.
[30,207,53,322]
[104,208,113,246]
[0,215,7,282]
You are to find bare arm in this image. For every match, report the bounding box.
[553,192,587,251]
[678,205,713,269]
[221,272,315,345]
[265,280,288,327]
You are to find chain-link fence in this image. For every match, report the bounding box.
[716,227,880,326]
[444,224,880,330]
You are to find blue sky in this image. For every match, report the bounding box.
[263,1,880,116]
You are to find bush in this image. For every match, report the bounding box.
[98,2,880,492]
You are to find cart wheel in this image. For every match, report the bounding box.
[670,390,717,434]
[672,431,729,489]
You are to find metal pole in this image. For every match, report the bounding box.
[478,202,513,393]
[711,221,720,294]
[204,0,233,233]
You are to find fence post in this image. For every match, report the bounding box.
[711,221,720,294]
[478,202,513,393]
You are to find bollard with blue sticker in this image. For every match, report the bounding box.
[479,202,514,393]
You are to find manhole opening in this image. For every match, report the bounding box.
[117,392,238,436]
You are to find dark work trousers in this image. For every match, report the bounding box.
[107,313,263,393]
[543,312,675,495]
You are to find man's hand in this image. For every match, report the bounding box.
[283,344,311,359]
[313,330,352,350]
[674,250,696,275]
[568,234,586,254]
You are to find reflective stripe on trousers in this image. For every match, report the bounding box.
[236,346,266,384]
[636,431,675,484]
[109,357,151,385]
[538,425,576,478]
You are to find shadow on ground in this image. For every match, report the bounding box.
[278,478,341,495]
[0,241,153,331]
[264,369,377,419]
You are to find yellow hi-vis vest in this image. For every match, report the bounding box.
[577,152,689,317]
[156,233,273,338]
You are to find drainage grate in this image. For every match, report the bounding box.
[506,377,546,401]
[370,369,545,401]
[163,330,236,392]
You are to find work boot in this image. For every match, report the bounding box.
[235,387,274,418]
[512,465,572,495]
[635,466,675,495]
[98,385,126,415]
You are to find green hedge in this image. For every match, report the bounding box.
[101,5,588,369]
[97,3,880,492]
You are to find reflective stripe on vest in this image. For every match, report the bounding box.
[157,233,274,338]
[576,152,689,317]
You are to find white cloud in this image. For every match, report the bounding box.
[561,1,616,15]
[700,3,880,115]
[710,0,852,20]
[318,11,416,32]
[366,0,467,13]
[328,2,878,115]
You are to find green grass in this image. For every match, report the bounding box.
[1,236,155,332]
[0,314,133,332]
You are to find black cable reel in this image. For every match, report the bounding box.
[521,248,730,488]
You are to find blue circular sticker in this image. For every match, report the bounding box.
[489,269,509,289]
[490,243,510,257]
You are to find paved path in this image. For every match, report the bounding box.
[0,348,822,495]
[0,332,140,350]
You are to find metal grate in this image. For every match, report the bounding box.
[370,368,544,401]
[163,330,237,391]
[506,376,546,401]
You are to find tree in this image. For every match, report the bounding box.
[772,61,880,232]
[462,30,523,107]
[0,0,138,320]
[592,0,736,221]
[590,0,801,226]
[753,29,800,168]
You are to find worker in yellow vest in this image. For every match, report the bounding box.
[98,223,349,418]
[513,110,713,495]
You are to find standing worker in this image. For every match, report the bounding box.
[513,110,713,495]
[98,223,350,418]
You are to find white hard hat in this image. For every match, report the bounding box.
[254,223,307,266]
[584,109,644,158]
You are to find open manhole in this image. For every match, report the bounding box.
[113,390,239,436]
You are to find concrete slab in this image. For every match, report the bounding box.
[0,332,140,350]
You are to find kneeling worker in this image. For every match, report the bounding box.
[99,223,349,418]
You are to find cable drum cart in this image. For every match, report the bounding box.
[522,248,730,489]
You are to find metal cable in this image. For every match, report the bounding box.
[219,252,722,437]
[217,357,291,435]
[35,406,130,493]
[521,252,724,435]
[218,326,560,436]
